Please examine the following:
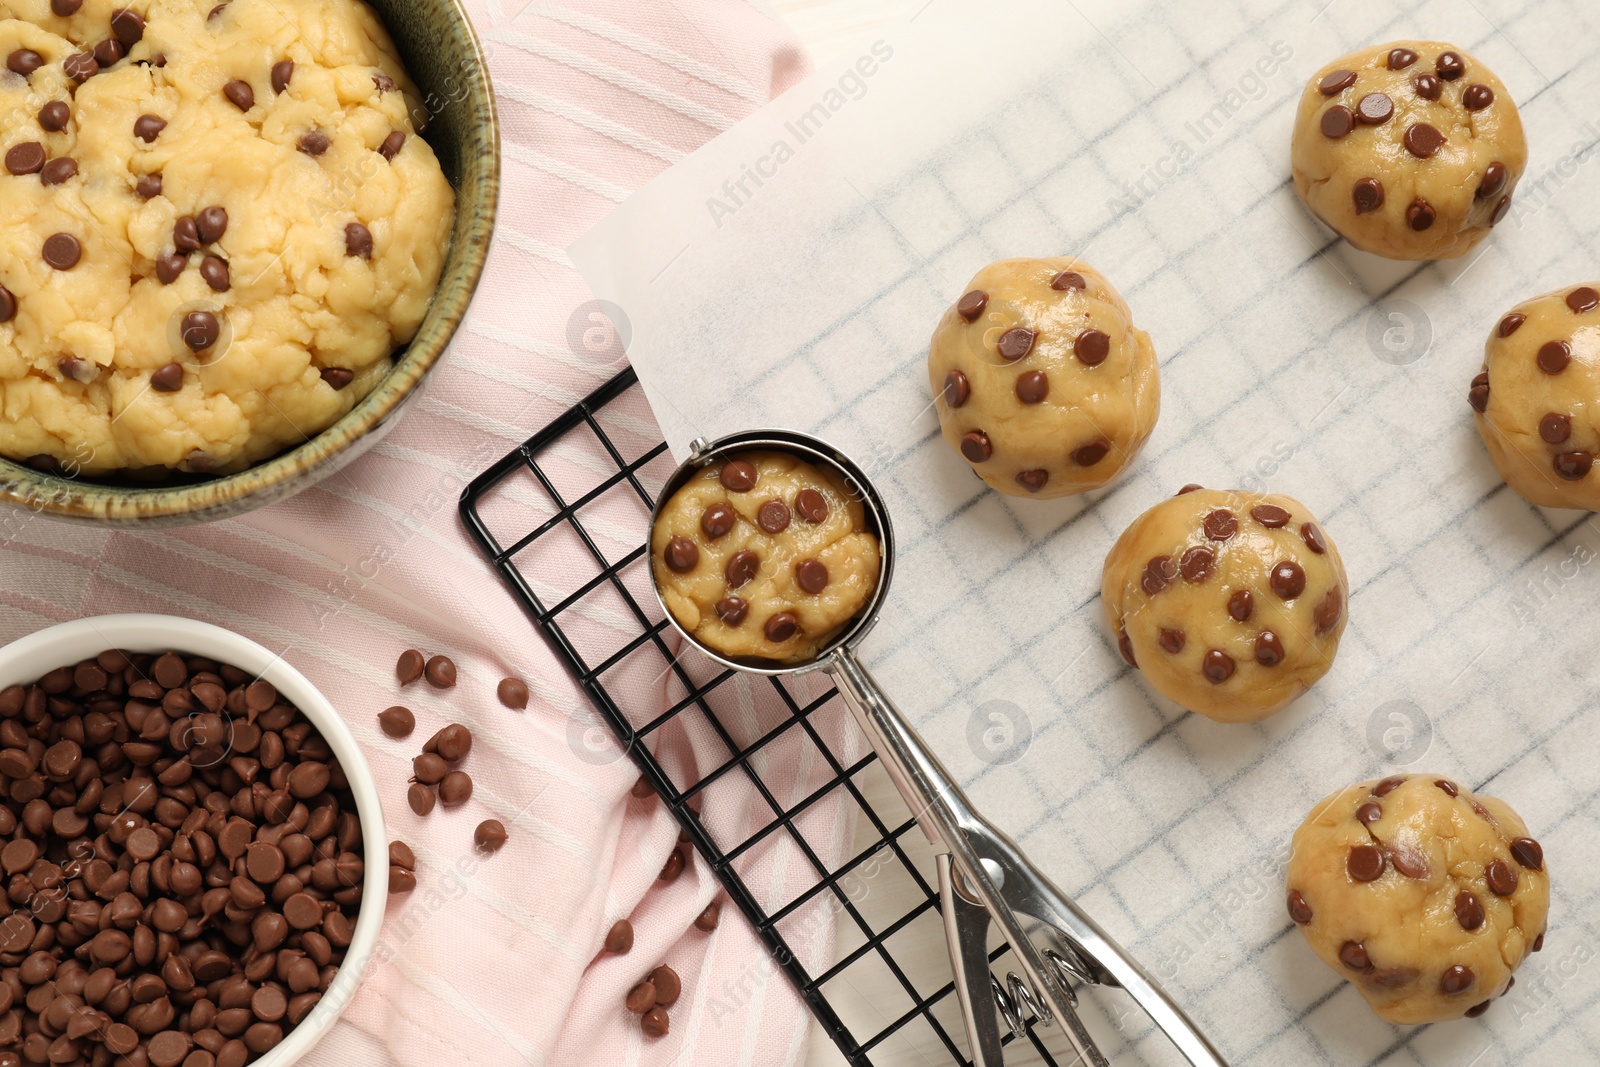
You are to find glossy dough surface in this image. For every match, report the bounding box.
[1101,488,1348,722]
[1471,282,1600,509]
[651,451,881,665]
[927,257,1159,499]
[0,0,454,474]
[1286,775,1550,1024]
[1290,41,1524,260]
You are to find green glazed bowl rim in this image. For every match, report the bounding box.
[0,0,500,526]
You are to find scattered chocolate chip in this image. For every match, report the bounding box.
[1348,844,1386,882]
[956,290,987,321]
[1269,560,1306,599]
[1436,51,1465,80]
[960,431,991,463]
[197,205,228,243]
[642,1006,669,1037]
[695,902,720,931]
[1407,199,1436,231]
[1478,162,1508,200]
[1339,941,1372,971]
[651,964,681,1005]
[764,613,798,642]
[1404,123,1446,158]
[1117,629,1137,668]
[1228,589,1254,622]
[389,840,416,872]
[379,130,406,160]
[1202,649,1235,683]
[5,142,44,175]
[1015,369,1049,403]
[663,536,699,573]
[320,367,354,389]
[795,488,829,524]
[997,327,1035,361]
[377,705,414,738]
[1374,775,1406,796]
[407,782,434,815]
[1287,890,1313,924]
[1510,837,1543,871]
[713,596,748,626]
[223,79,254,112]
[1254,630,1284,666]
[725,550,759,588]
[422,654,457,689]
[1485,858,1517,896]
[1538,340,1572,374]
[1356,802,1382,824]
[720,460,757,491]
[62,52,98,82]
[1455,890,1485,930]
[271,59,294,94]
[42,232,80,269]
[1440,964,1474,995]
[345,222,373,259]
[1158,628,1185,654]
[92,37,124,68]
[110,7,145,46]
[397,648,425,684]
[180,310,219,352]
[200,255,230,291]
[1567,287,1600,314]
[39,156,75,185]
[1388,47,1419,70]
[1463,84,1494,111]
[1356,92,1393,124]
[942,369,970,408]
[1314,587,1343,635]
[795,559,829,594]
[604,919,634,954]
[1015,469,1048,493]
[497,677,529,709]
[700,503,736,539]
[1319,69,1357,95]
[1075,329,1110,365]
[136,172,162,199]
[1142,556,1177,595]
[1320,105,1354,139]
[471,819,509,854]
[758,499,791,534]
[1180,546,1215,583]
[298,130,331,156]
[1251,504,1290,528]
[1204,509,1237,541]
[1072,441,1109,466]
[1413,72,1441,100]
[38,100,70,131]
[1540,413,1571,444]
[1050,270,1086,291]
[438,769,473,806]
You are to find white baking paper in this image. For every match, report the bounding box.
[571,0,1600,1062]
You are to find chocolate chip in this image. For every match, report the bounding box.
[1352,178,1385,214]
[1202,650,1235,683]
[1356,92,1393,124]
[320,367,354,389]
[406,782,434,815]
[1339,941,1372,971]
[424,654,456,688]
[1538,340,1572,374]
[960,431,991,463]
[1404,123,1446,158]
[1178,484,1203,494]
[763,613,797,643]
[373,72,396,93]
[180,311,219,352]
[6,48,43,75]
[663,535,699,573]
[642,1006,669,1038]
[1314,587,1343,635]
[1251,504,1290,528]
[942,369,970,408]
[1468,373,1490,414]
[92,37,124,67]
[1440,964,1474,995]
[1510,837,1543,871]
[1117,629,1136,668]
[111,7,145,45]
[397,648,424,684]
[38,101,69,131]
[380,131,406,160]
[1320,105,1354,139]
[1015,370,1049,403]
[1299,523,1326,554]
[39,156,75,185]
[1158,628,1185,654]
[132,113,167,143]
[1180,546,1215,582]
[377,706,414,738]
[1254,630,1284,666]
[714,596,748,626]
[1462,83,1494,111]
[1466,1000,1491,1018]
[439,770,473,805]
[174,215,201,253]
[1374,776,1406,796]
[57,355,95,383]
[1407,199,1436,231]
[428,723,474,762]
[197,206,228,243]
[997,327,1035,361]
[200,255,230,291]
[725,550,759,588]
[796,559,829,594]
[298,130,330,156]
[345,222,373,259]
[795,488,829,524]
[42,232,81,269]
[1228,589,1254,621]
[1287,890,1313,924]
[1539,413,1572,444]
[1319,69,1357,95]
[1455,890,1485,930]
[1356,801,1382,824]
[1476,162,1508,201]
[5,142,44,175]
[1269,560,1306,599]
[1075,329,1110,366]
[0,286,12,323]
[1388,47,1419,70]
[1413,72,1441,100]
[700,503,736,538]
[1485,858,1517,896]
[271,59,294,94]
[475,819,508,853]
[604,919,633,954]
[1348,844,1386,882]
[1432,778,1459,797]
[956,290,987,321]
[695,902,720,931]
[136,172,162,199]
[62,52,98,82]
[223,80,254,112]
[1050,270,1086,291]
[207,2,227,17]
[1015,469,1048,493]
[758,499,791,533]
[1534,933,1545,952]
[497,677,529,709]
[1142,556,1177,595]
[1204,509,1237,541]
[1436,51,1465,80]
[1072,441,1109,466]
[720,460,757,491]
[1567,286,1600,314]
[1390,846,1429,879]
[1491,195,1512,226]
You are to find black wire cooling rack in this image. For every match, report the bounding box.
[459,368,1076,1067]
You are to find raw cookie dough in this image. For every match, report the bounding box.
[1286,774,1550,1024]
[1290,41,1525,260]
[651,451,881,664]
[1101,487,1348,722]
[1470,282,1600,509]
[927,258,1159,499]
[0,0,455,475]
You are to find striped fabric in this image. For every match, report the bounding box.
[0,4,838,1064]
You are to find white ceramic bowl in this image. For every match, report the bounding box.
[0,614,387,1065]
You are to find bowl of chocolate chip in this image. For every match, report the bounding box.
[0,614,386,1066]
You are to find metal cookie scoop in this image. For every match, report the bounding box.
[648,429,1228,1067]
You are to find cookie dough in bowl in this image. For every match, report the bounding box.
[651,451,882,665]
[1470,283,1600,510]
[1291,42,1525,260]
[928,257,1159,499]
[1286,775,1549,1024]
[1101,487,1348,723]
[0,0,455,476]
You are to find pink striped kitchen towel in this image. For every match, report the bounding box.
[0,3,856,1065]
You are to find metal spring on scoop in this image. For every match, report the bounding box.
[990,948,1095,1038]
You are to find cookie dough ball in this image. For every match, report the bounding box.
[1291,42,1525,260]
[928,258,1159,499]
[652,451,881,664]
[1286,775,1550,1024]
[1101,487,1348,722]
[1470,283,1600,509]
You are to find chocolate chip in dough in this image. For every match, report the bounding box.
[62,52,98,82]
[700,502,736,538]
[133,114,166,142]
[1319,69,1357,94]
[380,131,406,160]
[1404,123,1446,158]
[1269,560,1306,599]
[1436,51,1465,80]
[1351,177,1385,215]
[38,101,69,132]
[1050,270,1086,291]
[1313,587,1343,634]
[997,327,1035,361]
[719,460,757,491]
[136,172,162,199]
[714,596,748,626]
[1287,890,1313,924]
[1356,92,1393,124]
[724,550,759,588]
[1250,504,1290,528]
[6,48,42,75]
[1158,628,1186,654]
[1455,890,1484,931]
[1413,72,1441,100]
[1204,509,1237,541]
[1485,859,1517,896]
[5,142,44,175]
[0,286,13,323]
[1072,440,1109,466]
[1347,844,1386,882]
[1015,469,1048,493]
[1179,546,1215,582]
[43,232,81,269]
[200,255,230,292]
[174,215,201,252]
[1202,650,1235,683]
[298,131,330,156]
[39,156,75,185]
[1142,556,1177,595]
[763,613,798,643]
[942,369,969,407]
[180,310,219,352]
[1567,287,1600,314]
[197,205,228,243]
[1321,105,1354,139]
[1468,372,1489,414]
[345,222,373,259]
[92,37,124,68]
[1339,941,1372,971]
[1388,48,1419,70]
[1540,413,1571,444]
[1228,589,1254,622]
[795,488,829,524]
[1075,329,1110,366]
[1407,199,1436,231]
[223,80,255,112]
[1254,631,1284,666]
[1440,964,1474,995]
[795,559,829,594]
[271,59,294,93]
[1463,84,1494,111]
[956,290,987,321]
[1510,837,1543,871]
[110,7,145,46]
[320,367,354,389]
[1356,802,1382,824]
[1538,341,1571,375]
[663,536,699,573]
[960,431,991,463]
[1015,370,1048,403]
[757,499,791,534]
